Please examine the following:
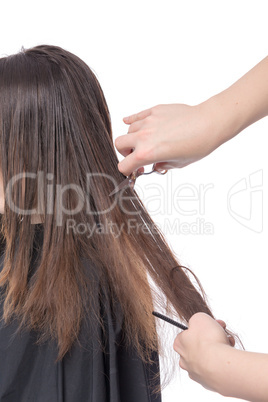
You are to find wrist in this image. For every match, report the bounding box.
[198,91,244,153]
[199,56,268,151]
[207,343,242,397]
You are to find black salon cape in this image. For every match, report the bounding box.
[0,223,161,402]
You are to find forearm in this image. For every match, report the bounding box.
[201,56,268,150]
[210,345,268,401]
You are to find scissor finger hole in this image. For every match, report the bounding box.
[155,169,168,175]
[142,164,156,175]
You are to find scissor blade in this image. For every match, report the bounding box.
[109,177,130,196]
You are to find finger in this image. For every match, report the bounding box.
[153,162,172,171]
[173,333,185,355]
[216,320,235,345]
[123,108,152,125]
[173,335,180,354]
[127,120,144,134]
[179,357,187,370]
[227,334,236,347]
[114,134,137,157]
[117,151,142,176]
[216,319,226,329]
[137,167,144,174]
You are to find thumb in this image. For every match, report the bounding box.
[216,319,226,329]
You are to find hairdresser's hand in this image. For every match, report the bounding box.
[116,56,268,176]
[173,312,235,392]
[116,103,219,176]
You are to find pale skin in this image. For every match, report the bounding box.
[174,313,268,401]
[115,56,268,400]
[116,56,268,176]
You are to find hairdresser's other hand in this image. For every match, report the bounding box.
[173,312,235,392]
[116,103,219,176]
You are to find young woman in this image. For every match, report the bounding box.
[0,44,235,402]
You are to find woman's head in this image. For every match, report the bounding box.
[0,45,238,394]
[0,45,117,220]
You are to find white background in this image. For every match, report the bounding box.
[1,1,268,401]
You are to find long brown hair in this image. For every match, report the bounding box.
[0,45,237,393]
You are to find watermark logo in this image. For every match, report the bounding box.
[2,169,216,235]
[227,170,263,233]
[66,217,214,238]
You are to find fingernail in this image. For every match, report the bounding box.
[123,116,129,122]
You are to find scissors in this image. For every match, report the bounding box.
[109,163,168,196]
